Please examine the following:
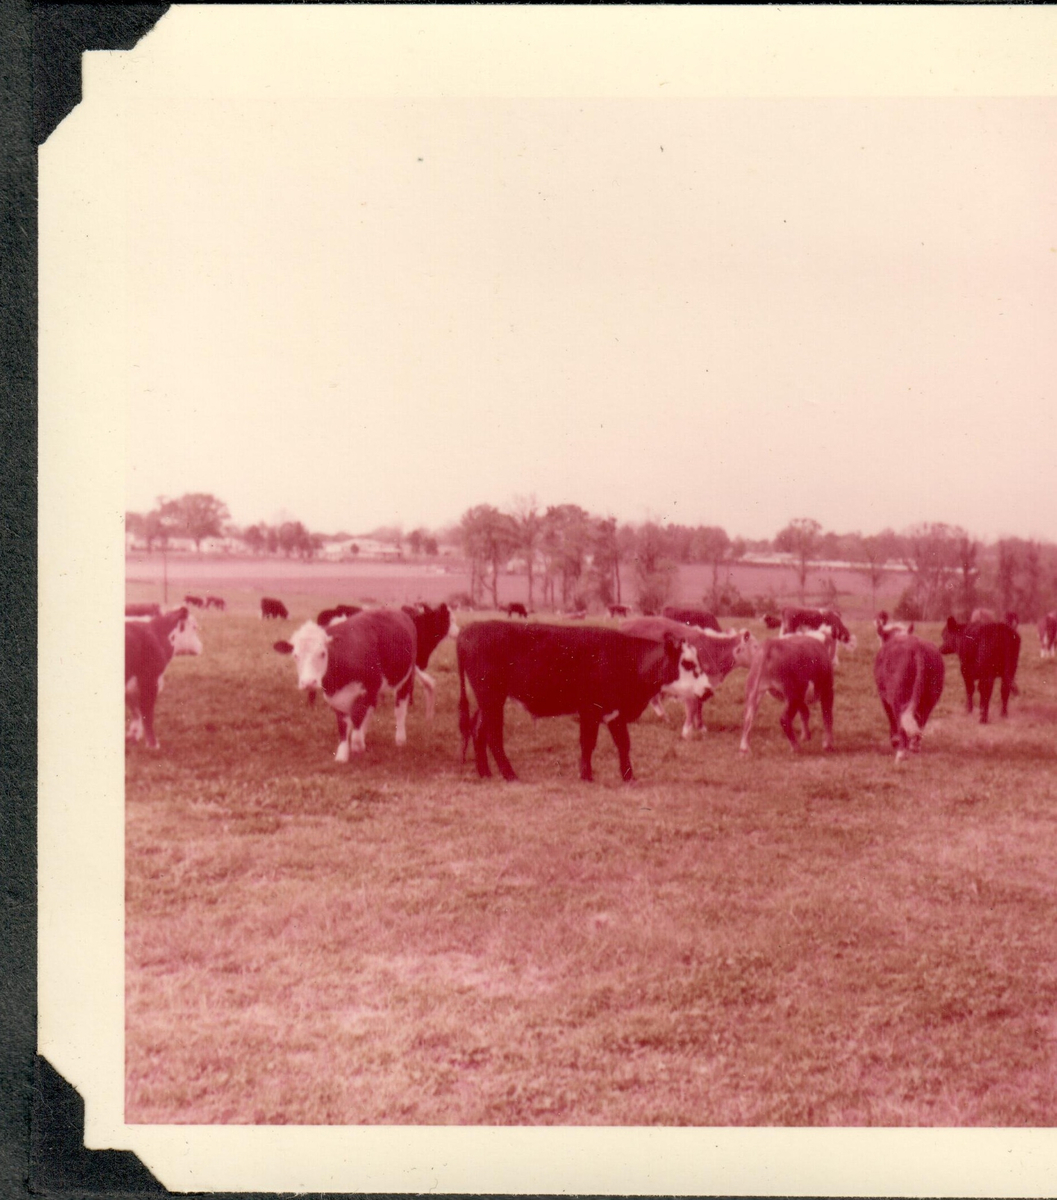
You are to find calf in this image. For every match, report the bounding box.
[274,608,417,760]
[125,607,203,749]
[661,605,722,633]
[457,621,712,782]
[940,617,1021,723]
[316,603,363,628]
[125,602,161,618]
[1038,611,1057,659]
[402,602,459,719]
[874,623,945,761]
[623,616,756,737]
[740,635,835,753]
[261,597,289,620]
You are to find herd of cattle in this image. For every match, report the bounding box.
[124,595,1056,775]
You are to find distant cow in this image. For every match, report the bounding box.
[623,616,756,738]
[183,594,205,608]
[125,607,203,749]
[608,604,630,618]
[316,604,362,628]
[402,602,459,719]
[661,605,722,633]
[780,606,856,665]
[740,634,835,754]
[1038,611,1057,659]
[204,595,226,611]
[939,617,1021,723]
[762,614,782,630]
[503,602,529,618]
[457,621,712,782]
[874,622,945,761]
[274,608,418,760]
[261,597,289,620]
[125,602,161,618]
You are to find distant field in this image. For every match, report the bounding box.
[126,594,1057,1126]
[126,553,905,617]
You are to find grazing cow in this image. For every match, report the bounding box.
[762,614,782,630]
[274,608,418,760]
[608,604,630,618]
[457,621,712,782]
[125,602,161,618]
[662,605,722,633]
[940,617,1021,723]
[316,604,363,628]
[739,635,835,754]
[402,602,459,719]
[874,623,945,761]
[623,616,756,737]
[261,597,289,620]
[503,602,529,618]
[204,595,226,611]
[1038,611,1057,659]
[183,594,205,608]
[875,611,914,640]
[125,607,203,749]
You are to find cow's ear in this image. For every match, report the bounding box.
[273,640,294,655]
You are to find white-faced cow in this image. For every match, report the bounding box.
[274,608,418,760]
[457,621,712,782]
[661,605,722,633]
[125,606,203,749]
[873,622,945,761]
[940,616,1021,723]
[1038,611,1057,659]
[622,616,757,738]
[261,597,289,620]
[740,634,835,754]
[402,602,459,720]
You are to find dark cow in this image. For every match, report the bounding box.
[874,622,945,761]
[762,614,782,630]
[662,605,722,633]
[125,607,203,749]
[261,597,289,620]
[457,621,712,782]
[622,616,756,737]
[1038,611,1057,659]
[740,634,835,753]
[125,602,161,618]
[183,594,205,608]
[402,602,459,719]
[204,595,226,611]
[608,604,630,618]
[503,602,529,618]
[316,604,363,628]
[940,617,1021,723]
[274,608,418,759]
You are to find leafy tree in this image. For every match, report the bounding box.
[632,521,676,614]
[540,504,593,609]
[459,505,519,607]
[160,492,230,552]
[590,516,624,607]
[511,495,544,610]
[693,526,732,608]
[774,518,822,604]
[901,523,962,620]
[243,524,266,555]
[853,529,901,613]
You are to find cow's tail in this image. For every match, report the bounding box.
[457,646,475,763]
[899,659,927,739]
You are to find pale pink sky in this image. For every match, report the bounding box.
[117,38,1056,543]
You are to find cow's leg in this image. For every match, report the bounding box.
[415,668,436,722]
[779,699,801,751]
[138,674,160,749]
[481,702,517,781]
[471,709,492,778]
[649,695,667,720]
[818,676,835,751]
[962,667,975,714]
[739,689,764,753]
[978,676,995,724]
[680,698,696,739]
[606,717,634,783]
[579,712,601,782]
[393,675,414,746]
[881,700,900,748]
[348,693,375,752]
[334,711,351,762]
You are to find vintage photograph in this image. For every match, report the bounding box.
[38,6,1057,1194]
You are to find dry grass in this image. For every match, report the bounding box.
[126,597,1057,1125]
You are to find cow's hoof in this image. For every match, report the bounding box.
[335,744,350,763]
[895,749,907,763]
[395,733,407,746]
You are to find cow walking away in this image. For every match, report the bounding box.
[622,616,756,738]
[457,621,712,782]
[740,634,835,754]
[1038,611,1057,659]
[940,616,1021,723]
[661,605,722,633]
[261,597,289,620]
[874,621,944,761]
[125,606,203,749]
[274,608,418,760]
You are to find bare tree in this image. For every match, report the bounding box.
[774,518,822,604]
[511,495,543,611]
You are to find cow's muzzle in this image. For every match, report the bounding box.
[304,686,318,706]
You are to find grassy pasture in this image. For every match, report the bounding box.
[126,597,1057,1125]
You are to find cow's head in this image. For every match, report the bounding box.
[169,608,203,656]
[939,616,964,655]
[660,637,713,701]
[730,628,759,667]
[274,620,331,702]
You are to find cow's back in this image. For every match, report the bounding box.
[875,635,944,707]
[964,621,1021,679]
[125,621,167,682]
[325,608,417,691]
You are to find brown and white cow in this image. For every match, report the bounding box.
[1038,611,1057,659]
[739,634,835,754]
[780,606,856,666]
[622,616,756,737]
[457,621,712,782]
[940,616,1021,723]
[873,622,945,761]
[274,608,419,760]
[125,607,203,749]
